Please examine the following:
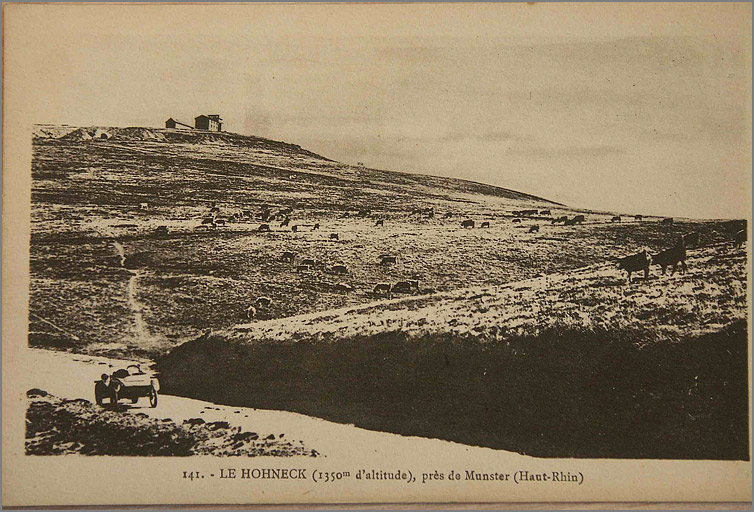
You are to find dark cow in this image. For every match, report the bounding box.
[513,218,523,224]
[246,305,257,319]
[375,219,384,227]
[461,219,475,228]
[529,225,540,233]
[661,217,674,225]
[443,212,453,218]
[551,216,568,225]
[334,283,354,293]
[653,236,687,275]
[735,229,747,249]
[379,255,397,265]
[481,221,490,228]
[391,281,414,293]
[281,251,296,262]
[407,279,420,291]
[257,224,271,232]
[154,225,169,237]
[373,283,392,294]
[296,265,311,272]
[301,258,316,266]
[617,249,652,282]
[682,232,700,248]
[255,297,272,308]
[312,223,321,231]
[330,264,348,275]
[330,233,340,240]
[280,218,290,227]
[634,214,643,221]
[201,216,215,225]
[572,215,585,224]
[540,210,552,216]
[611,216,622,223]
[291,225,298,232]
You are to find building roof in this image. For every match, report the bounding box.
[195,114,223,122]
[166,118,193,128]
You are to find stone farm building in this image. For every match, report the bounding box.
[165,114,223,132]
[194,114,223,131]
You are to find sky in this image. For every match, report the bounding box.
[6,3,752,218]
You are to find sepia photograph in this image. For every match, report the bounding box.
[2,2,751,507]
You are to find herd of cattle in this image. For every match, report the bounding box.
[616,228,747,283]
[140,202,748,315]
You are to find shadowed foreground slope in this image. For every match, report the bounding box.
[157,246,749,459]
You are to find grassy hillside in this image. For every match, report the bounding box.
[156,245,749,459]
[31,125,743,358]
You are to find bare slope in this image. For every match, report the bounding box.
[29,125,744,360]
[156,244,749,459]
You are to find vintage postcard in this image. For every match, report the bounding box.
[2,2,752,507]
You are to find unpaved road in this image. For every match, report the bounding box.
[23,347,524,462]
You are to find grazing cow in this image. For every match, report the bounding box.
[140,202,149,210]
[281,251,296,262]
[330,264,348,275]
[257,223,271,232]
[529,225,540,233]
[513,218,523,224]
[617,249,652,282]
[682,232,700,248]
[202,217,215,225]
[481,221,490,228]
[154,225,169,237]
[461,219,475,228]
[373,283,392,294]
[312,223,321,231]
[634,214,643,221]
[661,217,674,225]
[280,218,290,227]
[255,297,272,308]
[611,216,622,223]
[391,281,414,294]
[379,255,397,265]
[551,216,568,225]
[443,212,453,218]
[334,283,354,293]
[375,219,384,227]
[653,236,687,275]
[540,210,552,216]
[291,225,298,232]
[301,258,316,266]
[735,229,747,248]
[246,305,257,319]
[296,265,311,272]
[330,233,340,240]
[572,215,585,224]
[407,279,420,291]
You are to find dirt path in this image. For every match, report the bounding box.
[23,347,522,461]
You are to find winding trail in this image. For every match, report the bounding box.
[113,242,157,345]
